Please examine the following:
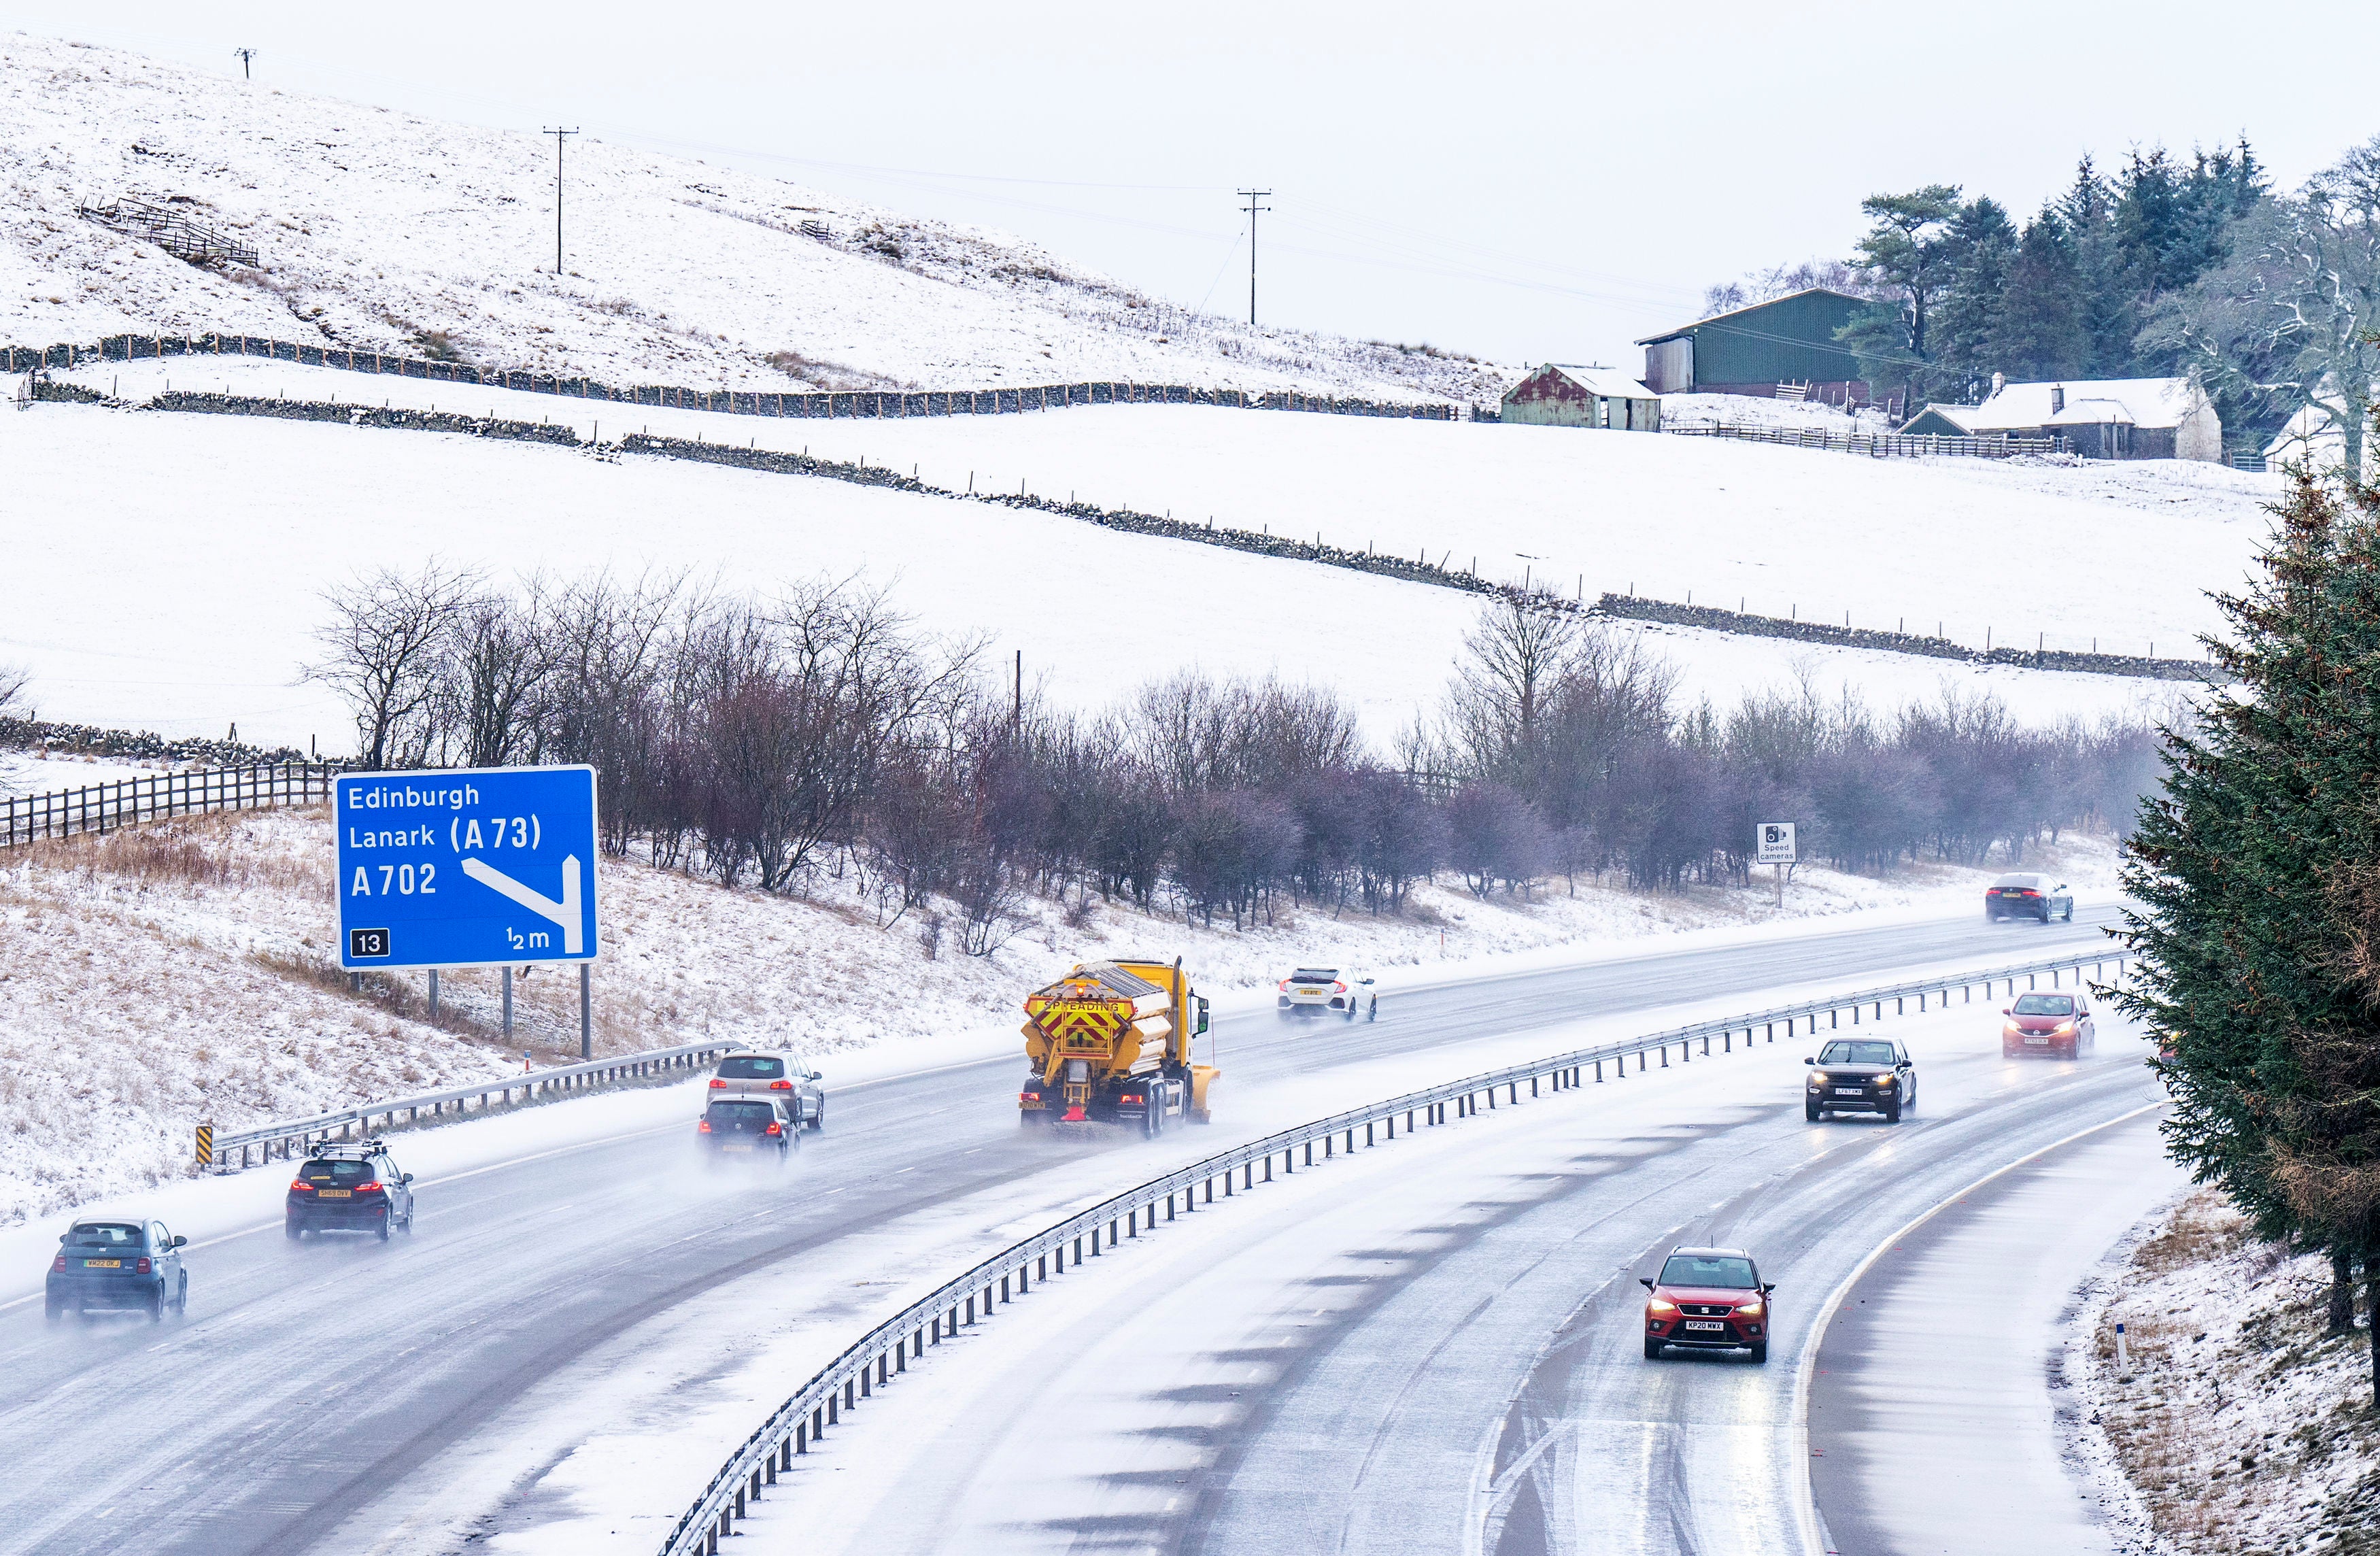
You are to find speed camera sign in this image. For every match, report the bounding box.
[1757,823,1797,865]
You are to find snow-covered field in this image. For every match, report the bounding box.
[0,747,168,795]
[1,386,2180,749]
[2069,1188,2380,1553]
[0,800,2123,1225]
[0,31,1505,403]
[64,357,2271,665]
[1656,391,1893,433]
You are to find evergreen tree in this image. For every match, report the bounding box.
[1927,197,2018,402]
[1991,206,2086,382]
[2061,158,2132,376]
[1838,185,1963,399]
[2115,433,2380,1402]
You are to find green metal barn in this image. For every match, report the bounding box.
[1636,288,1868,399]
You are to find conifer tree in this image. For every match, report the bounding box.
[2118,424,2380,1400]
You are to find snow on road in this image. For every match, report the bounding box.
[9,375,2182,747]
[1807,1110,2184,1555]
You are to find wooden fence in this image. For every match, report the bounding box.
[1665,422,2065,459]
[1,762,340,848]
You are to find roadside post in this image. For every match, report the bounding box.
[334,765,602,1049]
[1757,822,1797,908]
[194,1121,213,1171]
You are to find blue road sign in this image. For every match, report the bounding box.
[335,766,600,971]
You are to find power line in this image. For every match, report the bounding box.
[231,47,256,81]
[543,126,579,275]
[1238,188,1272,326]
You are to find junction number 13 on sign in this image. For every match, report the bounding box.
[333,765,601,971]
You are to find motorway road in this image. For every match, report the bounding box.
[0,906,2120,1556]
[734,945,2165,1556]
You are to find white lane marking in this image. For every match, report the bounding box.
[1788,1097,2166,1556]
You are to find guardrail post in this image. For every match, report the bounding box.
[1661,1045,1669,1067]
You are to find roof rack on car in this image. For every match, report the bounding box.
[303,1136,386,1160]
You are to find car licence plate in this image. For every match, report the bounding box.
[722,1143,753,1153]
[318,1189,351,1198]
[83,1259,121,1268]
[1683,1320,1725,1332]
[1833,1087,1863,1095]
[2024,1037,2048,1045]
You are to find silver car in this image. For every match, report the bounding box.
[709,1051,826,1130]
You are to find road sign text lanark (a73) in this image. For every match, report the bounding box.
[334,766,600,970]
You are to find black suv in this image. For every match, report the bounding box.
[1805,1038,1918,1122]
[48,1219,188,1321]
[286,1140,415,1240]
[698,1098,800,1164]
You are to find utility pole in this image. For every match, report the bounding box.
[1237,188,1272,326]
[232,48,257,80]
[543,126,579,275]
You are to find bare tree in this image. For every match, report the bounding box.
[2150,135,2380,475]
[441,579,556,768]
[307,562,481,769]
[1446,594,1580,783]
[0,664,30,721]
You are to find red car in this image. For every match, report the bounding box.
[1641,1245,1773,1364]
[2002,991,2094,1058]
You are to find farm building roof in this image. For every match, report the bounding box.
[1635,288,1869,347]
[1518,364,1659,400]
[1963,378,2200,432]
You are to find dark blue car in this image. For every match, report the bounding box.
[47,1219,187,1322]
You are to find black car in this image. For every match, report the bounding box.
[1805,1038,1917,1122]
[286,1141,415,1240]
[47,1219,187,1321]
[1986,872,2074,923]
[698,1098,799,1163]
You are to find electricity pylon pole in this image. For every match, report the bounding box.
[1238,188,1272,327]
[543,127,579,275]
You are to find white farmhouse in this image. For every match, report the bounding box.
[1901,376,2223,462]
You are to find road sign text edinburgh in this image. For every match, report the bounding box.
[335,766,600,970]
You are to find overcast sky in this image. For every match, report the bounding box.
[7,2,2375,368]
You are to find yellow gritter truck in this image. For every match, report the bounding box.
[1017,958,1215,1133]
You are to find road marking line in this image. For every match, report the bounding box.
[1789,1097,2165,1556]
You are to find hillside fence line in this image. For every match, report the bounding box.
[3,331,1467,422]
[10,369,2220,684]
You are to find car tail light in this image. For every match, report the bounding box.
[709,1078,727,1088]
[1278,979,1291,991]
[697,1120,712,1133]
[290,1180,315,1192]
[1121,1092,1142,1103]
[51,1254,65,1272]
[137,1257,152,1275]
[354,1181,385,1194]
[768,1079,793,1089]
[1333,981,1346,993]
[765,1121,783,1135]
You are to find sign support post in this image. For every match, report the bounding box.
[1756,822,1798,911]
[580,964,592,1060]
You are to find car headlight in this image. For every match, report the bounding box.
[1734,1300,1765,1319]
[2054,1020,2076,1034]
[1646,1298,1680,1317]
[2003,1021,2022,1036]
[1808,1072,1829,1087]
[1876,1073,1896,1088]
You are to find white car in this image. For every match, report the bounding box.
[1277,966,1374,1020]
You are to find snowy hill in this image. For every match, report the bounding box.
[0,31,1508,403]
